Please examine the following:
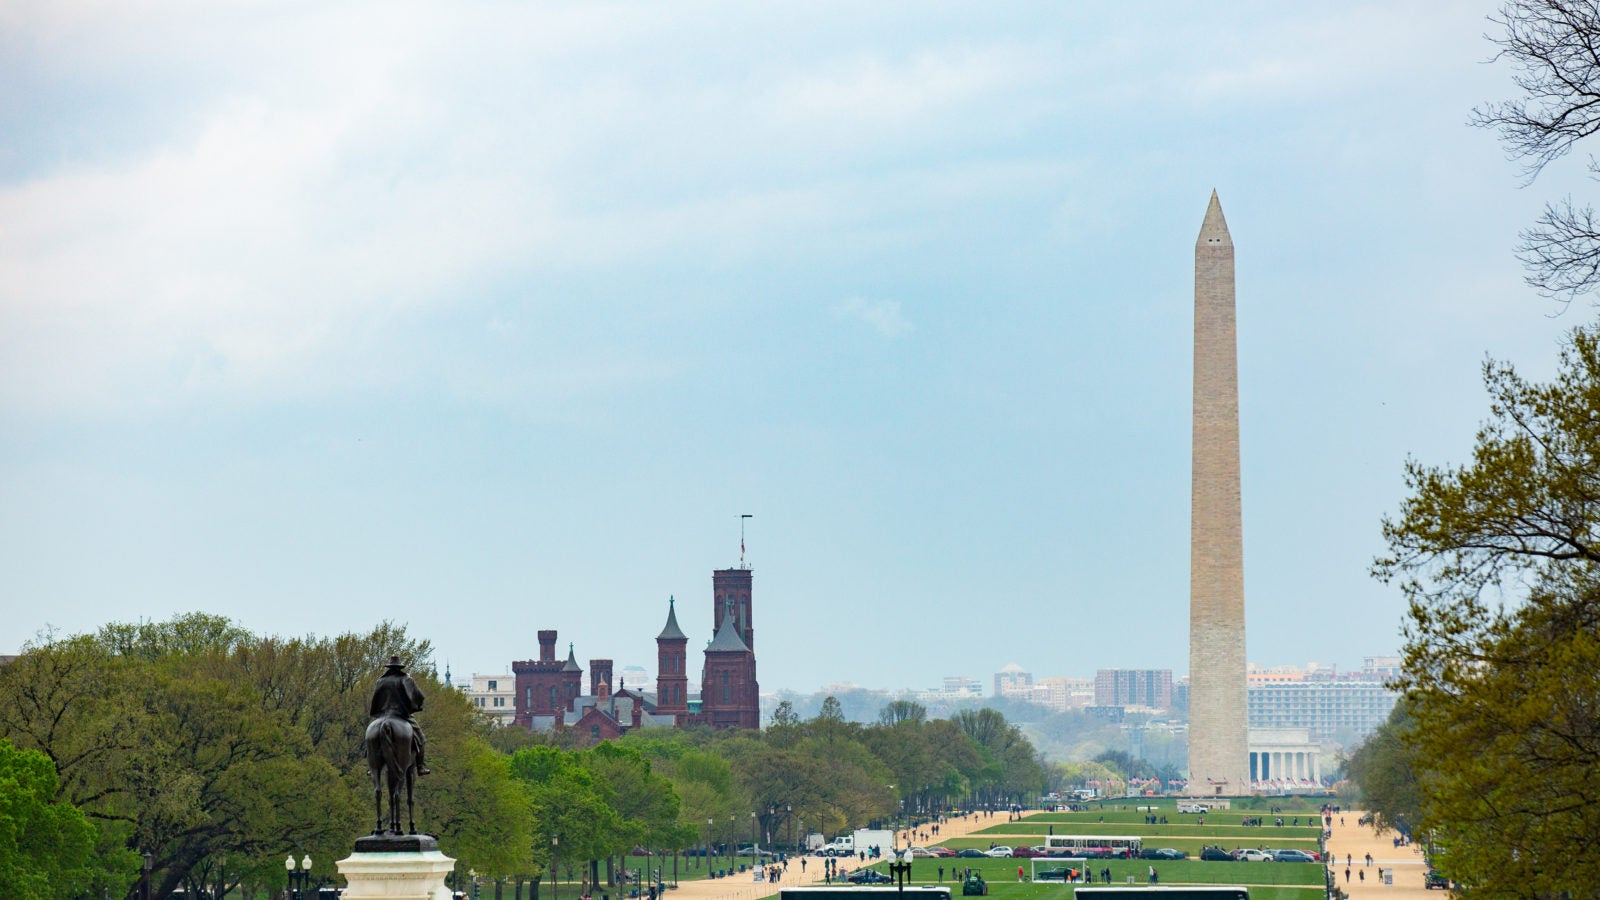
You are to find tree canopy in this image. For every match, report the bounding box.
[0,614,1046,897]
[1375,328,1600,892]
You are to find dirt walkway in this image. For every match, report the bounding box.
[657,811,1006,900]
[1322,809,1432,899]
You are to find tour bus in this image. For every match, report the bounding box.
[782,887,953,900]
[1041,835,1143,858]
[1075,883,1248,890]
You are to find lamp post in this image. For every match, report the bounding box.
[551,836,559,900]
[749,811,757,858]
[285,854,296,900]
[142,851,153,900]
[786,805,794,852]
[888,849,912,895]
[706,817,713,873]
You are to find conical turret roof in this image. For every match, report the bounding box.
[657,595,687,641]
[562,642,581,672]
[705,610,749,653]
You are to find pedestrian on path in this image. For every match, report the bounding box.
[1359,869,1365,884]
[1147,865,1156,884]
[938,866,943,882]
[1344,868,1350,883]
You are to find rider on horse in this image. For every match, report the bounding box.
[370,656,430,776]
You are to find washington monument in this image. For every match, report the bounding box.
[1187,191,1249,794]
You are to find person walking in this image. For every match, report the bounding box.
[1147,865,1156,884]
[1017,866,1024,882]
[938,866,944,883]
[1345,867,1350,883]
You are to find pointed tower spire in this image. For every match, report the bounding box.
[1196,189,1232,248]
[657,595,687,640]
[562,642,581,672]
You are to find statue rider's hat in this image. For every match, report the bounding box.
[384,656,406,672]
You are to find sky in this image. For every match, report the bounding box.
[1,1,1589,695]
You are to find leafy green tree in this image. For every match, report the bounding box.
[510,746,626,891]
[0,739,129,900]
[1343,702,1421,836]
[1376,328,1600,891]
[876,701,926,727]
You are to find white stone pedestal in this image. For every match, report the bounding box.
[337,849,456,900]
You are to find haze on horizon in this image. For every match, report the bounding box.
[0,1,1580,694]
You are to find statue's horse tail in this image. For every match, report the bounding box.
[364,715,414,834]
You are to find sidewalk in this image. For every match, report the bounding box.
[1321,810,1431,899]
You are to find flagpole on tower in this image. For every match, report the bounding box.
[740,514,752,569]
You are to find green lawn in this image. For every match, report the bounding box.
[870,857,1323,888]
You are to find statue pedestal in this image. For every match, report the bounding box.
[338,835,455,900]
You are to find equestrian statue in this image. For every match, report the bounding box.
[364,656,431,835]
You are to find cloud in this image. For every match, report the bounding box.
[838,298,912,339]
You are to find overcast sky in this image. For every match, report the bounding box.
[1,1,1586,694]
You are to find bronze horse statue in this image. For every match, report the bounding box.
[365,657,430,835]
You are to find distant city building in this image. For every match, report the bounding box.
[1247,679,1399,744]
[1094,669,1173,709]
[994,664,1033,698]
[465,674,517,727]
[1361,656,1401,680]
[901,676,985,707]
[943,675,984,696]
[618,664,651,694]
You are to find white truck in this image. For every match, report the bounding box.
[818,828,896,858]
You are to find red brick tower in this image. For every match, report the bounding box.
[701,569,760,729]
[656,596,690,713]
[713,568,754,650]
[512,629,569,726]
[589,659,614,699]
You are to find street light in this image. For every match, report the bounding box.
[551,836,559,900]
[285,855,296,900]
[706,817,713,872]
[749,811,757,857]
[888,849,913,895]
[142,851,153,900]
[786,805,794,851]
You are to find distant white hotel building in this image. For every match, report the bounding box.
[466,673,517,727]
[1245,658,1401,745]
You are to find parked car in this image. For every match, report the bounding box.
[927,846,957,858]
[908,847,939,858]
[1272,849,1316,863]
[984,846,1013,858]
[847,869,893,885]
[956,849,989,859]
[1138,848,1186,860]
[1235,849,1273,862]
[1011,847,1044,858]
[1032,867,1079,882]
[1199,847,1235,862]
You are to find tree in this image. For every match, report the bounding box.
[1474,0,1600,305]
[1376,328,1600,891]
[1344,703,1423,837]
[0,739,128,900]
[876,701,926,727]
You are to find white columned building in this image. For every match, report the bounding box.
[1248,727,1320,790]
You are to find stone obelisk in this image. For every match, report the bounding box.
[1187,191,1248,795]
